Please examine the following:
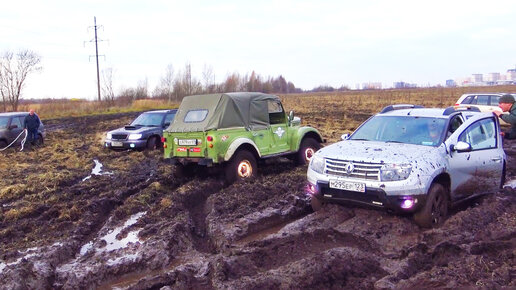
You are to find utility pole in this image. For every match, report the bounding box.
[86,17,105,101]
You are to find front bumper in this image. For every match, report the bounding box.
[309,180,426,213]
[105,139,147,150]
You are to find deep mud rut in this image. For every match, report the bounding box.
[0,112,515,289]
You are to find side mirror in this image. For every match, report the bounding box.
[451,141,471,152]
[163,122,170,128]
[288,111,294,122]
[341,133,350,141]
[9,124,18,129]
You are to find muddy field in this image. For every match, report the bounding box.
[0,110,515,289]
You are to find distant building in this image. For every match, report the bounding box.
[508,68,516,81]
[486,72,500,82]
[471,74,483,83]
[393,81,417,89]
[445,79,456,87]
[362,82,382,90]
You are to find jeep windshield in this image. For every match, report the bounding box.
[130,113,164,127]
[350,116,447,146]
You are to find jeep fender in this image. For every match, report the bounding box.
[224,138,261,161]
[292,127,324,151]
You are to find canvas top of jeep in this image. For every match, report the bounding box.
[307,104,506,227]
[166,92,281,133]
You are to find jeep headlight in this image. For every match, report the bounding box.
[309,154,325,174]
[128,133,143,140]
[106,133,112,140]
[380,164,412,181]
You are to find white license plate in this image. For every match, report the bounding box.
[179,139,197,146]
[329,179,365,192]
[111,141,123,147]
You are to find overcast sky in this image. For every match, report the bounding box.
[1,0,516,99]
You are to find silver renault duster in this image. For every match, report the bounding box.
[307,105,506,227]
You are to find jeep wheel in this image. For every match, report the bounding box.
[225,150,257,184]
[414,183,449,228]
[295,138,321,165]
[0,140,7,150]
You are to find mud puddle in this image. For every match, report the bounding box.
[82,159,113,181]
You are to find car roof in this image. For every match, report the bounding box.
[142,109,177,114]
[0,112,28,117]
[378,106,484,119]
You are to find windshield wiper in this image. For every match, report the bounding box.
[385,140,404,143]
[350,138,370,141]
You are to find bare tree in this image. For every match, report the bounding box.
[101,67,115,104]
[155,64,174,102]
[202,64,214,93]
[0,50,42,111]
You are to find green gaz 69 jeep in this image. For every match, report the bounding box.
[162,92,324,183]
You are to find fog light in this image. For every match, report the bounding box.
[306,183,318,195]
[130,144,135,148]
[401,198,415,209]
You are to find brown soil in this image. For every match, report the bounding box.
[0,112,514,289]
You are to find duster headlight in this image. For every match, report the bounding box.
[106,133,112,140]
[309,154,325,174]
[380,163,412,181]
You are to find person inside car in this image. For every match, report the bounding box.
[494,94,516,139]
[24,109,41,147]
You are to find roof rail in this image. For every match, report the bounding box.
[443,105,481,115]
[380,104,423,114]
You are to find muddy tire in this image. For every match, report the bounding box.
[146,136,158,150]
[295,138,321,166]
[310,196,324,211]
[414,183,449,228]
[0,140,7,150]
[225,150,257,184]
[36,134,44,146]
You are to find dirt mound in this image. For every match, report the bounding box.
[0,112,514,289]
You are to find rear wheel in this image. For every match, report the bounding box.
[36,134,44,146]
[225,150,257,184]
[310,196,324,211]
[0,140,7,150]
[414,183,449,228]
[295,138,321,165]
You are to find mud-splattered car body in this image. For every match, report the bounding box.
[307,105,506,227]
[163,92,324,182]
[0,112,45,148]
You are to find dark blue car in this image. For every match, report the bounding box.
[105,109,177,151]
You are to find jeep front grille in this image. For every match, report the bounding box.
[112,134,127,140]
[325,158,383,180]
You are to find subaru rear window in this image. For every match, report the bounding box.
[184,110,208,123]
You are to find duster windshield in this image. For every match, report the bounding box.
[350,116,447,146]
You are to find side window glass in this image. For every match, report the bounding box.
[164,113,175,125]
[491,95,500,106]
[268,100,285,124]
[13,117,24,128]
[458,118,497,150]
[462,96,474,104]
[476,95,489,105]
[447,116,463,138]
[470,96,478,104]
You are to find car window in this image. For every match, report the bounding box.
[461,96,474,104]
[490,95,500,106]
[447,115,463,138]
[12,116,24,128]
[458,118,497,150]
[0,117,9,129]
[476,95,490,105]
[131,113,165,126]
[184,110,208,123]
[268,100,285,124]
[164,113,176,126]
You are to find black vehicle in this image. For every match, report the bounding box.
[0,112,45,149]
[105,109,177,150]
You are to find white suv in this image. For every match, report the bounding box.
[307,104,506,227]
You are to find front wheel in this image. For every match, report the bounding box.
[295,138,321,165]
[413,183,449,228]
[310,196,324,212]
[225,150,257,184]
[146,136,159,150]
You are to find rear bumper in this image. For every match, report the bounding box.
[167,157,214,166]
[309,180,426,213]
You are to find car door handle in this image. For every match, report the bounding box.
[491,157,502,163]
